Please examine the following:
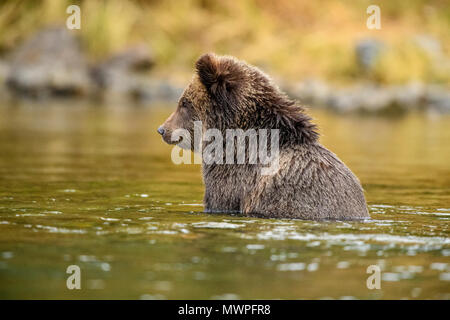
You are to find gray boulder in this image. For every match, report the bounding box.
[326,85,393,113]
[289,78,330,106]
[6,26,92,98]
[425,85,450,113]
[390,82,426,109]
[134,78,183,102]
[355,39,384,72]
[90,45,160,102]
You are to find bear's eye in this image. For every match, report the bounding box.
[181,99,192,109]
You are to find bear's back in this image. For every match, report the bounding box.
[242,143,369,220]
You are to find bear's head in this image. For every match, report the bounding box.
[158,53,318,150]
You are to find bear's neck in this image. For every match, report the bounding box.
[204,113,319,147]
[205,93,319,146]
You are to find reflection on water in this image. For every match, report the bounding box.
[0,102,449,299]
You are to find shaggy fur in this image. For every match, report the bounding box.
[158,53,369,220]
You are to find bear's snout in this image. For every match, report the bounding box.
[157,126,165,135]
[157,124,172,144]
[157,122,177,145]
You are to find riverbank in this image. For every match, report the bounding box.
[0,26,449,114]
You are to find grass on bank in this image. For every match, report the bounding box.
[0,0,449,85]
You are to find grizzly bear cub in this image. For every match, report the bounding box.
[158,53,369,220]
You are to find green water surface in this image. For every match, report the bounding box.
[0,102,449,299]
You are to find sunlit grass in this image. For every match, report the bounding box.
[0,0,448,84]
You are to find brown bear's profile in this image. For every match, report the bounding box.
[158,53,369,220]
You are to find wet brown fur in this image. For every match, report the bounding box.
[159,53,369,220]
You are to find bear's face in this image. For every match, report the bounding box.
[157,77,208,150]
[158,53,248,150]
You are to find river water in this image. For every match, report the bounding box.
[0,102,448,299]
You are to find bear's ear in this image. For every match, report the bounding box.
[195,53,243,98]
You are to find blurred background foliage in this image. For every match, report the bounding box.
[0,0,449,84]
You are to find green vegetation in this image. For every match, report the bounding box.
[0,0,449,84]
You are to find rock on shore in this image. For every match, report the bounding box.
[0,27,448,113]
[5,27,92,98]
[2,26,182,103]
[287,79,450,114]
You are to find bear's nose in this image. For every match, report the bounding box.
[157,126,165,135]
